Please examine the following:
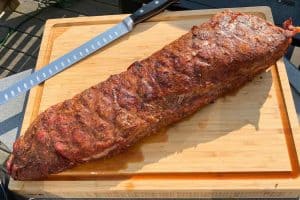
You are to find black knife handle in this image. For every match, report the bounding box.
[130,0,179,26]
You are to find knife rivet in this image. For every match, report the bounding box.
[17,87,21,92]
[139,9,144,13]
[80,52,83,56]
[30,80,34,85]
[23,83,27,89]
[155,0,159,4]
[4,94,8,100]
[97,41,101,46]
[11,90,15,96]
[109,34,113,39]
[114,32,118,36]
[67,58,71,63]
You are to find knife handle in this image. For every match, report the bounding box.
[130,0,179,25]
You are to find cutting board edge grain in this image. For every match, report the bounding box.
[11,6,300,198]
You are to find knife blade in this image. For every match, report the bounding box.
[0,0,178,105]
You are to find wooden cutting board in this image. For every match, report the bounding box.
[9,7,300,198]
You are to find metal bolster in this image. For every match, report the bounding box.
[123,16,134,31]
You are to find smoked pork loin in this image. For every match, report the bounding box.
[7,10,299,180]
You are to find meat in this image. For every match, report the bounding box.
[7,10,298,180]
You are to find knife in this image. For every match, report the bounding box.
[0,0,178,105]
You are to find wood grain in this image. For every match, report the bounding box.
[9,7,300,198]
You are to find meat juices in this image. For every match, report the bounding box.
[7,10,299,180]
